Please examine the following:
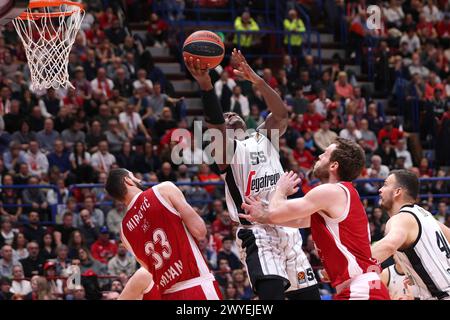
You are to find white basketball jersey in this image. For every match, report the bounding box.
[395,204,450,300]
[221,132,284,224]
[387,264,420,299]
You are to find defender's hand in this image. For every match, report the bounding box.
[232,48,263,85]
[277,171,301,197]
[240,196,269,224]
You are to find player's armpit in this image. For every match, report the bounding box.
[371,213,414,263]
[160,182,207,240]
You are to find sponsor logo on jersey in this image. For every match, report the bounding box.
[245,171,281,196]
[297,271,306,284]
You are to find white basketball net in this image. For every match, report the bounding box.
[12,3,85,91]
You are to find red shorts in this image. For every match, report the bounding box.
[334,273,390,300]
[162,280,222,300]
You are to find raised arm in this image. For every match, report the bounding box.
[232,49,288,138]
[184,56,230,171]
[371,213,416,263]
[158,182,207,240]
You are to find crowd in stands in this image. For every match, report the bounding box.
[0,0,448,300]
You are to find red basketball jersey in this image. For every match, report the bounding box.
[121,185,213,294]
[143,281,161,300]
[311,182,380,287]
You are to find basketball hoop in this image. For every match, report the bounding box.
[12,0,85,91]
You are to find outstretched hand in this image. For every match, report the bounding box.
[184,56,212,90]
[239,196,269,224]
[232,48,263,85]
[276,171,301,197]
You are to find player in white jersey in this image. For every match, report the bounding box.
[184,49,319,300]
[373,170,450,300]
[380,256,419,299]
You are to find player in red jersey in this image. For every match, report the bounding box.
[105,169,222,300]
[119,267,161,300]
[240,138,390,300]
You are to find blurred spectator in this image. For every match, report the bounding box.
[215,71,236,113]
[3,100,21,133]
[26,275,55,300]
[19,241,42,278]
[313,119,337,152]
[377,120,404,145]
[78,247,107,278]
[36,119,60,154]
[0,217,15,247]
[54,244,71,276]
[313,89,332,117]
[53,212,76,246]
[24,140,48,177]
[77,209,99,247]
[119,103,151,141]
[22,178,50,221]
[423,0,442,23]
[68,230,86,259]
[157,162,177,182]
[106,201,126,240]
[375,138,398,168]
[133,69,153,94]
[359,118,378,156]
[230,86,249,118]
[217,237,241,271]
[335,72,354,99]
[293,137,315,171]
[61,119,86,150]
[231,269,253,300]
[91,68,114,99]
[43,261,63,297]
[0,181,23,226]
[10,265,31,296]
[400,28,421,54]
[0,244,20,278]
[12,120,36,151]
[283,9,306,57]
[198,237,217,270]
[435,201,449,223]
[262,68,278,90]
[0,277,13,300]
[107,242,136,276]
[69,141,94,183]
[394,139,413,169]
[90,226,117,264]
[146,13,169,47]
[289,88,309,114]
[40,233,56,261]
[23,211,47,242]
[215,258,232,288]
[3,141,26,172]
[12,233,28,260]
[367,155,390,180]
[339,120,362,142]
[104,118,128,155]
[154,107,177,140]
[303,103,324,132]
[233,11,260,50]
[91,140,116,174]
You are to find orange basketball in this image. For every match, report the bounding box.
[183,30,225,70]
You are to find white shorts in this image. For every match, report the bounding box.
[235,224,317,291]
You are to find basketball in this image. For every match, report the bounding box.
[182,30,225,70]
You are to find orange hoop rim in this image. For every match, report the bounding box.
[18,1,84,20]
